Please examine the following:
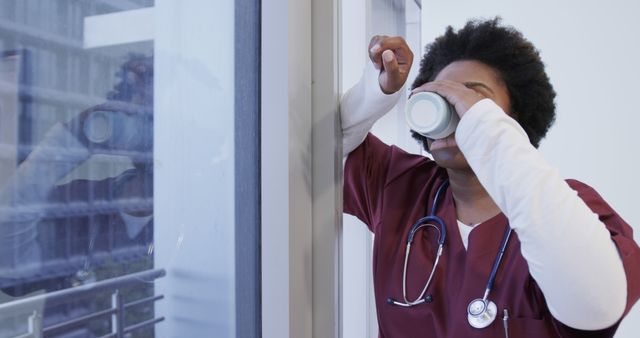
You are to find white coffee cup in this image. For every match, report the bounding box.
[405,92,459,139]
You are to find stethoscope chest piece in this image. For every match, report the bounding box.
[467,298,497,329]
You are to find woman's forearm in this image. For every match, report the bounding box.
[456,99,627,330]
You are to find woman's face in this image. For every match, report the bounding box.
[426,60,512,170]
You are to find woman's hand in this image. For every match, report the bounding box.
[412,80,486,118]
[368,35,414,95]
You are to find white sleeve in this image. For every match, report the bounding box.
[455,99,627,330]
[340,61,403,155]
[0,123,91,210]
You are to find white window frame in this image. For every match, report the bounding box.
[261,0,341,337]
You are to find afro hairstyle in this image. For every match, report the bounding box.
[410,17,556,149]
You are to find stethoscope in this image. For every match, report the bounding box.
[387,180,513,330]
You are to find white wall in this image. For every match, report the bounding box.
[422,1,640,336]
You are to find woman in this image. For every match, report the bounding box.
[341,18,639,337]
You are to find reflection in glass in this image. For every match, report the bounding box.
[0,1,156,337]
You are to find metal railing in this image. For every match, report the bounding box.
[0,268,166,338]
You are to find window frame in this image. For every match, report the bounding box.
[261,0,341,337]
[235,1,262,337]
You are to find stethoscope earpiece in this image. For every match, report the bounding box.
[387,294,434,307]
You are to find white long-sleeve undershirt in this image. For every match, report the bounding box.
[341,61,403,155]
[340,63,627,330]
[456,99,626,330]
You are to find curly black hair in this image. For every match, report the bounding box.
[411,18,556,149]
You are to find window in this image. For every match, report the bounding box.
[0,1,260,337]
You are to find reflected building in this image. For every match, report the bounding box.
[0,1,156,337]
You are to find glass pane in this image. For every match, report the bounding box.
[0,1,249,337]
[154,0,237,336]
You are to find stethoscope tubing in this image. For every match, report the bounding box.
[483,227,513,300]
[390,181,449,307]
[389,179,514,331]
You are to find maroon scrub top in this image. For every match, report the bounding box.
[344,134,640,338]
